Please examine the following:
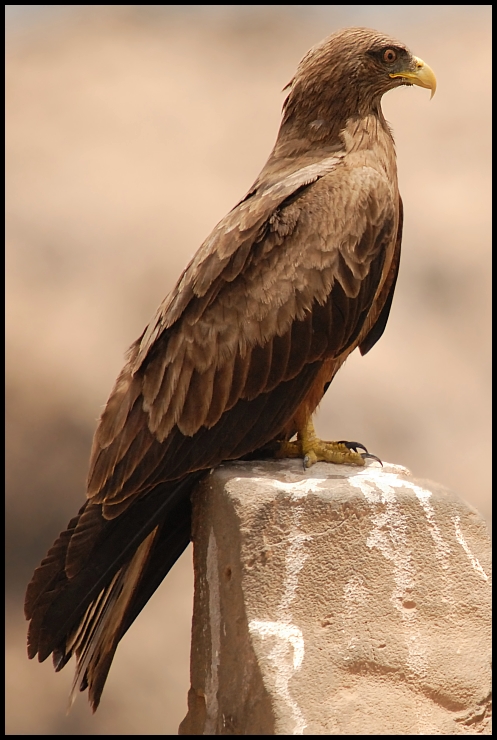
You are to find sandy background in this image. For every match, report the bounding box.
[6,5,491,734]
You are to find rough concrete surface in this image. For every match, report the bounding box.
[180,460,491,735]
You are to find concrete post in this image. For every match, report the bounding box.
[179,460,491,735]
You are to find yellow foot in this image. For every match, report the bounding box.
[275,419,381,469]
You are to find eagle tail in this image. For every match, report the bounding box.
[24,472,204,710]
[66,527,157,711]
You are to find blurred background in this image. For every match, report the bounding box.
[6,5,491,734]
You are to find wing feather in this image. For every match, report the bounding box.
[153,357,195,442]
[98,427,155,505]
[266,329,292,390]
[177,363,217,436]
[65,504,106,579]
[142,339,185,414]
[226,348,252,410]
[204,357,235,428]
[88,397,148,497]
[26,150,402,711]
[242,340,273,401]
[285,311,313,379]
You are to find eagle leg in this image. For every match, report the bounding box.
[276,418,381,468]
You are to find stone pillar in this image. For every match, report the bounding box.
[179,460,491,735]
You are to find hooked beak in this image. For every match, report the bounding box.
[390,56,437,99]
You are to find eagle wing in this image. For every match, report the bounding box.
[25,152,401,708]
[91,154,398,503]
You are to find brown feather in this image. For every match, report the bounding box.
[266,329,292,390]
[144,344,185,426]
[94,426,155,507]
[88,395,148,498]
[226,347,252,411]
[153,357,195,442]
[285,311,313,379]
[68,528,157,712]
[98,437,167,503]
[94,360,141,450]
[25,512,81,634]
[65,504,105,579]
[242,340,273,401]
[177,364,217,436]
[204,358,235,429]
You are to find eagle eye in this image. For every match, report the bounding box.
[382,48,397,64]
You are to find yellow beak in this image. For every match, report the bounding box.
[390,56,437,99]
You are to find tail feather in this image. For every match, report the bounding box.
[25,510,83,659]
[119,489,193,638]
[25,472,204,707]
[68,527,158,712]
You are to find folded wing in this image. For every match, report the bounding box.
[25,155,401,709]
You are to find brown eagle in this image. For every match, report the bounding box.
[25,28,436,710]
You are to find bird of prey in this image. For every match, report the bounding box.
[25,27,436,711]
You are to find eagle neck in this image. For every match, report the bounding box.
[342,112,394,153]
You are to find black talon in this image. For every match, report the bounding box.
[361,452,383,466]
[337,440,369,454]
